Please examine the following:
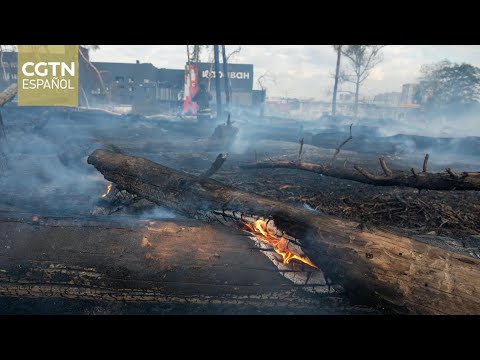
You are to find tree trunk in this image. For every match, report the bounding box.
[260,89,266,119]
[0,215,363,314]
[0,84,17,107]
[240,160,480,191]
[221,45,230,109]
[213,45,222,118]
[332,46,342,116]
[78,49,109,104]
[87,149,480,314]
[354,78,360,119]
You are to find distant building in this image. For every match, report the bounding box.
[373,92,401,106]
[400,83,419,105]
[84,60,184,112]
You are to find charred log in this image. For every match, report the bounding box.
[241,160,480,191]
[0,215,359,314]
[88,149,480,314]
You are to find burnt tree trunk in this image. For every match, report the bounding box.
[87,149,480,314]
[240,160,480,191]
[221,45,230,108]
[0,215,358,314]
[332,45,342,117]
[213,45,222,118]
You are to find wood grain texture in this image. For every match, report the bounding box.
[0,214,365,314]
[88,149,480,314]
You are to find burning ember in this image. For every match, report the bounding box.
[244,219,318,269]
[101,183,112,198]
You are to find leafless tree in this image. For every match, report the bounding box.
[227,46,242,61]
[79,45,109,103]
[331,45,343,116]
[257,71,276,118]
[341,45,386,118]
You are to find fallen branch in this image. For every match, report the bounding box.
[201,153,228,178]
[353,164,385,181]
[88,149,480,314]
[240,159,480,191]
[331,123,353,164]
[0,83,17,107]
[379,156,393,177]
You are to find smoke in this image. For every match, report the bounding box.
[0,106,177,217]
[1,99,479,219]
[137,207,177,220]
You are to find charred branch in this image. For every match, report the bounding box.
[201,153,228,178]
[353,164,387,181]
[241,160,480,191]
[379,156,393,177]
[331,123,353,164]
[88,149,480,314]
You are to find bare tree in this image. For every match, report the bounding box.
[341,45,386,118]
[188,45,210,63]
[331,45,342,117]
[227,46,242,61]
[221,45,230,108]
[257,71,276,118]
[79,45,109,103]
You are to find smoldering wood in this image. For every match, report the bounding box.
[201,153,228,178]
[0,84,17,107]
[88,149,480,314]
[242,160,480,191]
[0,214,364,314]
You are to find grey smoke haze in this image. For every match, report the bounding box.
[0,107,181,217]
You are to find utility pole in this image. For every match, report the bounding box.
[332,45,342,117]
[221,45,230,110]
[213,45,222,118]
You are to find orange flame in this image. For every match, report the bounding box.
[244,219,318,269]
[101,184,112,198]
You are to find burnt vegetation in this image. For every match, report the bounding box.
[1,48,480,314]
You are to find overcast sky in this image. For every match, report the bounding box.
[90,45,480,100]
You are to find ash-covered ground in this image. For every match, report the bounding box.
[1,105,479,258]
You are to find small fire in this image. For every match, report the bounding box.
[244,219,318,269]
[101,183,112,198]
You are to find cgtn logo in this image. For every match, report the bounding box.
[21,62,76,90]
[17,45,79,106]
